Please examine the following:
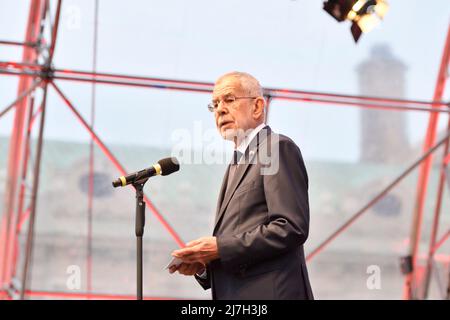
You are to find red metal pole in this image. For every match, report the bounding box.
[2,63,449,113]
[49,74,450,113]
[23,290,179,300]
[53,68,214,87]
[421,114,450,299]
[19,80,49,300]
[264,96,272,124]
[17,1,62,299]
[47,0,62,65]
[0,0,46,290]
[10,91,37,282]
[266,88,448,108]
[86,0,99,295]
[271,95,449,113]
[0,61,43,71]
[53,67,449,107]
[403,23,450,300]
[51,74,213,94]
[0,70,40,78]
[0,40,36,47]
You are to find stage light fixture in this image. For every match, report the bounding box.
[323,0,389,42]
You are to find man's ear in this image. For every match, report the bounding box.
[253,97,265,120]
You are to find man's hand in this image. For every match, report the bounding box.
[169,262,204,276]
[171,236,219,265]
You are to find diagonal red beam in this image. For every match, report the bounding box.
[17,207,32,233]
[404,23,450,300]
[433,229,450,253]
[444,153,450,165]
[0,40,36,47]
[0,79,41,119]
[306,130,450,262]
[29,104,43,130]
[421,114,450,298]
[50,81,185,248]
[47,0,61,64]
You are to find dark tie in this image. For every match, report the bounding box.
[226,150,242,191]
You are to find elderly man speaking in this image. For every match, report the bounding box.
[169,71,313,300]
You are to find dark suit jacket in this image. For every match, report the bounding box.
[195,126,313,300]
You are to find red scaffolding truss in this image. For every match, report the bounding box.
[0,1,449,300]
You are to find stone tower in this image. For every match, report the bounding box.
[357,45,411,163]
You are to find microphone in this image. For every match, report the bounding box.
[112,157,180,188]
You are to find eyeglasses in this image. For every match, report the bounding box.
[207,95,257,112]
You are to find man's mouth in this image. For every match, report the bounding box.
[220,120,234,129]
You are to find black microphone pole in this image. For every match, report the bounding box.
[134,177,147,300]
[112,157,180,300]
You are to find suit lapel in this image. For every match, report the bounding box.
[214,164,230,226]
[213,126,272,234]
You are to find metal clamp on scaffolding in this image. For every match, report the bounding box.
[400,255,413,275]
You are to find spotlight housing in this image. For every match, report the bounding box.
[323,0,389,42]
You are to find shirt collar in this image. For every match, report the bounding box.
[236,122,266,154]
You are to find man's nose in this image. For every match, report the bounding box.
[216,100,228,115]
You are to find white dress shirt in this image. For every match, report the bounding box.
[235,122,266,155]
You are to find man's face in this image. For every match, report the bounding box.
[212,77,254,141]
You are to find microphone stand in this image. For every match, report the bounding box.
[133,178,148,300]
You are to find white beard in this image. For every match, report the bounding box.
[221,128,238,141]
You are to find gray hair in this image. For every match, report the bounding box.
[216,71,264,97]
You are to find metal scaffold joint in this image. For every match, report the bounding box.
[39,65,54,81]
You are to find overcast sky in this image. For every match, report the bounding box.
[1,0,449,162]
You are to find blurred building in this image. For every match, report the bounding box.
[357,45,412,164]
[1,136,448,299]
